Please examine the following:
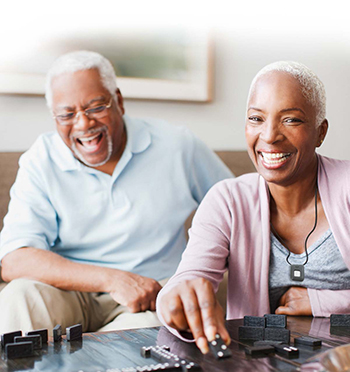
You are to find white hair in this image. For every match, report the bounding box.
[247,61,326,127]
[45,50,117,108]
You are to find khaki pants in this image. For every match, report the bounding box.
[0,274,228,336]
[0,278,168,336]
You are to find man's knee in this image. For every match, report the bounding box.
[0,278,46,301]
[0,278,55,334]
[0,278,59,316]
[0,278,87,334]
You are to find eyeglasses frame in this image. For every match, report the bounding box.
[52,96,114,126]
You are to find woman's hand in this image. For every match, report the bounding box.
[275,287,312,316]
[159,277,230,354]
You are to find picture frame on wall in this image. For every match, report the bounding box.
[0,29,212,102]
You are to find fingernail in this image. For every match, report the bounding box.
[197,336,209,354]
[205,326,217,342]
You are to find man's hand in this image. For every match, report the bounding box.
[275,287,312,316]
[159,277,230,354]
[109,272,162,313]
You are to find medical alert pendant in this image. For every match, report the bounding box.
[291,265,304,282]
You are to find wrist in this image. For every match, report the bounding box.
[103,267,130,293]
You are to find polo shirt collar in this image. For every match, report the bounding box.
[51,115,151,172]
[123,115,151,154]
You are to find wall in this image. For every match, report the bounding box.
[1,10,350,160]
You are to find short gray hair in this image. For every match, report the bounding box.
[248,61,326,127]
[45,50,117,108]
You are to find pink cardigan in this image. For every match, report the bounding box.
[157,155,350,334]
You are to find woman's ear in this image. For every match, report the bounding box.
[317,119,328,147]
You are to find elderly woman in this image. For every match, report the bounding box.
[156,61,350,354]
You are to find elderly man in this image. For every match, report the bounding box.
[0,51,232,334]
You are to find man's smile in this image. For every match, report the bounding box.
[75,132,104,153]
[72,127,107,154]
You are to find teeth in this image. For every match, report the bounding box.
[78,133,100,142]
[261,152,290,164]
[262,152,288,159]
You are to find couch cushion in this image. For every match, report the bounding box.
[0,152,22,231]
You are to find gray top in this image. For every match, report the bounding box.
[269,229,350,312]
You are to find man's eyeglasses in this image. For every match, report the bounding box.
[53,97,113,126]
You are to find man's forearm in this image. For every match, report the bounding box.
[2,247,163,312]
[1,247,119,293]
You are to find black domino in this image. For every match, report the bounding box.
[140,346,152,358]
[14,335,42,350]
[254,340,283,346]
[53,324,62,342]
[330,326,350,336]
[245,345,275,357]
[5,341,34,359]
[330,314,350,327]
[239,326,264,341]
[264,314,287,328]
[26,328,48,344]
[66,324,82,341]
[274,344,299,358]
[141,345,170,361]
[1,330,22,347]
[209,334,232,359]
[244,316,266,327]
[294,336,322,347]
[264,328,290,343]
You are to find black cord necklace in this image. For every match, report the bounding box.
[270,182,318,282]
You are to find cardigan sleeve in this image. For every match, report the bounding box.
[308,288,350,317]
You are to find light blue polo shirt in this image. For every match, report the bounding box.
[0,116,233,281]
